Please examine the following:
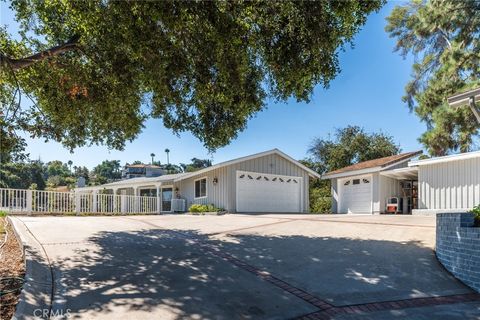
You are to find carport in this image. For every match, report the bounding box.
[380,166,419,214]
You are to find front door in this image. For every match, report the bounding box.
[161,187,173,211]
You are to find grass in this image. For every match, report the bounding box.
[0,211,6,234]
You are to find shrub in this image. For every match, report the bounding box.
[0,211,7,217]
[188,204,223,213]
[309,187,332,213]
[470,205,480,227]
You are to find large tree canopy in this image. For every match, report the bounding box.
[386,0,480,156]
[0,0,383,157]
[307,125,401,175]
[304,125,400,213]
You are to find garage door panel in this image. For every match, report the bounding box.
[339,176,372,214]
[236,171,302,213]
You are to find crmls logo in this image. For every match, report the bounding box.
[32,309,72,319]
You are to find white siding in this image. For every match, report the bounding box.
[379,175,402,213]
[176,153,311,212]
[419,157,480,210]
[175,166,229,210]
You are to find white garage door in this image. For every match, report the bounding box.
[339,176,372,214]
[236,171,302,213]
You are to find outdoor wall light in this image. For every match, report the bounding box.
[213,177,218,185]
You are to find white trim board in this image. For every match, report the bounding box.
[409,150,480,167]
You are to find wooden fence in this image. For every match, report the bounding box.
[0,188,159,215]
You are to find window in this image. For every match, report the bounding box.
[344,180,350,186]
[352,179,360,185]
[194,178,207,198]
[362,179,370,184]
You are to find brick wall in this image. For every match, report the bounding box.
[436,212,480,292]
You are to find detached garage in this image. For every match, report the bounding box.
[324,150,480,215]
[323,151,422,215]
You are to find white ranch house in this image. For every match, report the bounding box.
[76,149,321,213]
[323,150,480,215]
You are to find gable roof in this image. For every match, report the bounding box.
[322,151,422,179]
[76,149,320,191]
[174,148,321,181]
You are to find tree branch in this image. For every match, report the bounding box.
[0,35,80,71]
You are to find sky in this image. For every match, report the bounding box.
[0,1,425,169]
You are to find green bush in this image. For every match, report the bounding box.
[0,211,7,217]
[309,187,332,213]
[188,204,223,213]
[470,204,480,226]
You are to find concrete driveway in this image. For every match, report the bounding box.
[10,214,480,320]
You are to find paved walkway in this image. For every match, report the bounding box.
[10,214,480,319]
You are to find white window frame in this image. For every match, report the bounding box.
[194,176,208,199]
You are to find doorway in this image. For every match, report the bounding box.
[161,187,173,212]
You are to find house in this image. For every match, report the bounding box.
[122,164,163,179]
[76,149,320,213]
[323,150,480,215]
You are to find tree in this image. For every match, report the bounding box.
[165,149,170,165]
[306,126,400,213]
[161,163,183,175]
[0,160,46,189]
[91,160,121,185]
[45,160,71,178]
[150,153,155,165]
[1,0,384,158]
[308,126,401,175]
[386,0,480,156]
[180,158,212,172]
[73,165,90,185]
[67,160,73,172]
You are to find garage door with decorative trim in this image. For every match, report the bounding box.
[236,171,302,213]
[339,175,372,214]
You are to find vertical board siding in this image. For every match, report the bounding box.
[176,166,229,211]
[419,157,480,210]
[227,153,310,212]
[177,153,311,213]
[379,175,402,213]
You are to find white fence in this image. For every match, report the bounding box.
[0,188,160,215]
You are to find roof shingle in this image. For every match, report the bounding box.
[323,151,422,177]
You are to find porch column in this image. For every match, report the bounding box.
[120,190,127,214]
[75,191,81,215]
[92,190,98,213]
[133,187,139,213]
[156,185,162,213]
[112,188,119,213]
[26,190,33,215]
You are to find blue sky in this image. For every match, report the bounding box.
[1,1,425,169]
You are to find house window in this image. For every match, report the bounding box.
[352,179,360,185]
[363,179,370,184]
[344,180,350,186]
[194,178,207,198]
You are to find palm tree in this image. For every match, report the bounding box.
[165,148,170,165]
[67,160,73,173]
[150,153,155,165]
